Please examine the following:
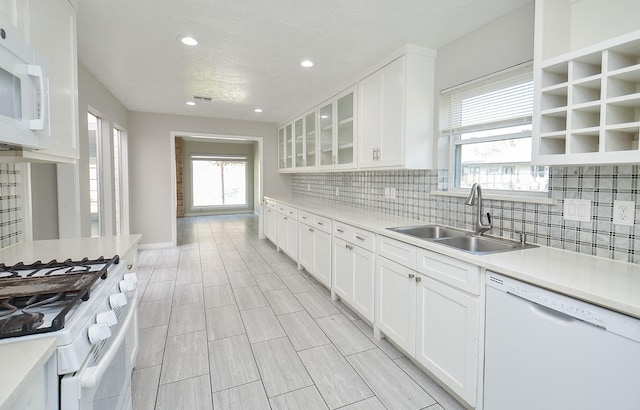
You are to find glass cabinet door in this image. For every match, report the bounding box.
[294,117,304,168]
[319,102,334,166]
[278,127,286,169]
[285,123,293,168]
[305,110,316,167]
[336,90,354,166]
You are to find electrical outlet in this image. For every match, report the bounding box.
[307,184,310,191]
[390,187,396,200]
[335,187,339,196]
[613,200,635,226]
[384,187,390,199]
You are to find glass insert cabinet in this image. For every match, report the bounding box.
[279,86,356,172]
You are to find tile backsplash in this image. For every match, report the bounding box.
[292,165,639,264]
[0,163,23,249]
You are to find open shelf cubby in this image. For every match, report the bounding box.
[571,109,600,129]
[572,78,602,105]
[604,126,639,152]
[542,62,569,87]
[569,131,600,154]
[539,134,567,155]
[572,52,602,80]
[541,85,568,110]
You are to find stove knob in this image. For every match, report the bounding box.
[119,279,135,292]
[88,323,111,345]
[109,292,128,309]
[123,273,138,283]
[96,310,118,327]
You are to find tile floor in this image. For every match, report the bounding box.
[132,214,467,410]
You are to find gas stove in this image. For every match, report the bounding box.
[0,256,120,339]
[0,254,139,410]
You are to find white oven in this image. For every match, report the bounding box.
[0,19,50,148]
[60,278,139,410]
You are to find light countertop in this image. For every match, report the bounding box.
[0,337,56,410]
[266,195,640,319]
[0,234,142,266]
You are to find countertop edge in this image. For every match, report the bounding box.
[0,337,57,410]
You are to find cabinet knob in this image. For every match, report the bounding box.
[355,235,365,241]
[408,273,415,279]
[415,276,422,283]
[337,228,344,233]
[309,228,314,232]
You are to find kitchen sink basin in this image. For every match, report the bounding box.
[387,225,469,240]
[435,235,538,255]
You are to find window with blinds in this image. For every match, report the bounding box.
[440,63,549,194]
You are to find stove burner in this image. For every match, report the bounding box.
[0,255,120,339]
[0,312,44,335]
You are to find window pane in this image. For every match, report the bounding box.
[222,162,246,205]
[88,113,101,237]
[460,124,532,140]
[455,138,549,192]
[192,159,247,207]
[113,128,121,235]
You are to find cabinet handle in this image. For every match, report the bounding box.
[302,216,307,220]
[355,235,365,241]
[415,276,422,283]
[337,228,344,233]
[408,273,415,279]
[317,222,323,226]
[284,217,288,220]
[309,228,314,232]
[289,211,294,215]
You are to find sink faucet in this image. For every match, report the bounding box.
[466,183,492,236]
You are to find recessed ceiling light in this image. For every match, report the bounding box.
[300,60,314,68]
[180,36,198,46]
[254,108,263,113]
[186,101,196,106]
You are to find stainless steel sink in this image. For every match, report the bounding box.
[386,225,469,240]
[435,235,538,255]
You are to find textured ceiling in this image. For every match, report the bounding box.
[76,0,532,124]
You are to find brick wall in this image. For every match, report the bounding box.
[175,137,184,218]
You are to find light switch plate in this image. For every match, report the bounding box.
[563,198,591,222]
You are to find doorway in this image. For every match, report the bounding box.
[169,132,264,246]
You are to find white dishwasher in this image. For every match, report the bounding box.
[484,272,640,410]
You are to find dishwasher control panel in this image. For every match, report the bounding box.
[486,272,640,342]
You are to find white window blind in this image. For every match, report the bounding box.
[440,63,548,194]
[440,64,534,134]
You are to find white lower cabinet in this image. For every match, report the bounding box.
[264,200,278,244]
[277,211,298,260]
[416,275,479,406]
[375,247,481,408]
[332,236,375,322]
[298,220,332,288]
[374,255,417,356]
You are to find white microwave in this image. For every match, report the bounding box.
[0,22,50,149]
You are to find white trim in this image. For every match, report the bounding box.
[440,60,532,95]
[138,242,175,250]
[169,132,264,247]
[430,190,556,205]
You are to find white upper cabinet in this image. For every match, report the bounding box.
[533,0,640,165]
[278,44,435,173]
[0,0,29,37]
[278,123,293,171]
[318,87,357,170]
[358,50,436,169]
[27,0,79,162]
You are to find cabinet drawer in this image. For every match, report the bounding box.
[416,249,480,295]
[298,210,313,225]
[313,214,332,234]
[264,198,277,210]
[333,222,375,252]
[377,236,417,270]
[278,204,298,219]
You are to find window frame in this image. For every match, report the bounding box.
[441,62,550,199]
[189,153,250,209]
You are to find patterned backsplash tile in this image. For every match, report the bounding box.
[0,163,23,249]
[292,165,639,264]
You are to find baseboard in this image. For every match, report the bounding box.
[137,241,174,250]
